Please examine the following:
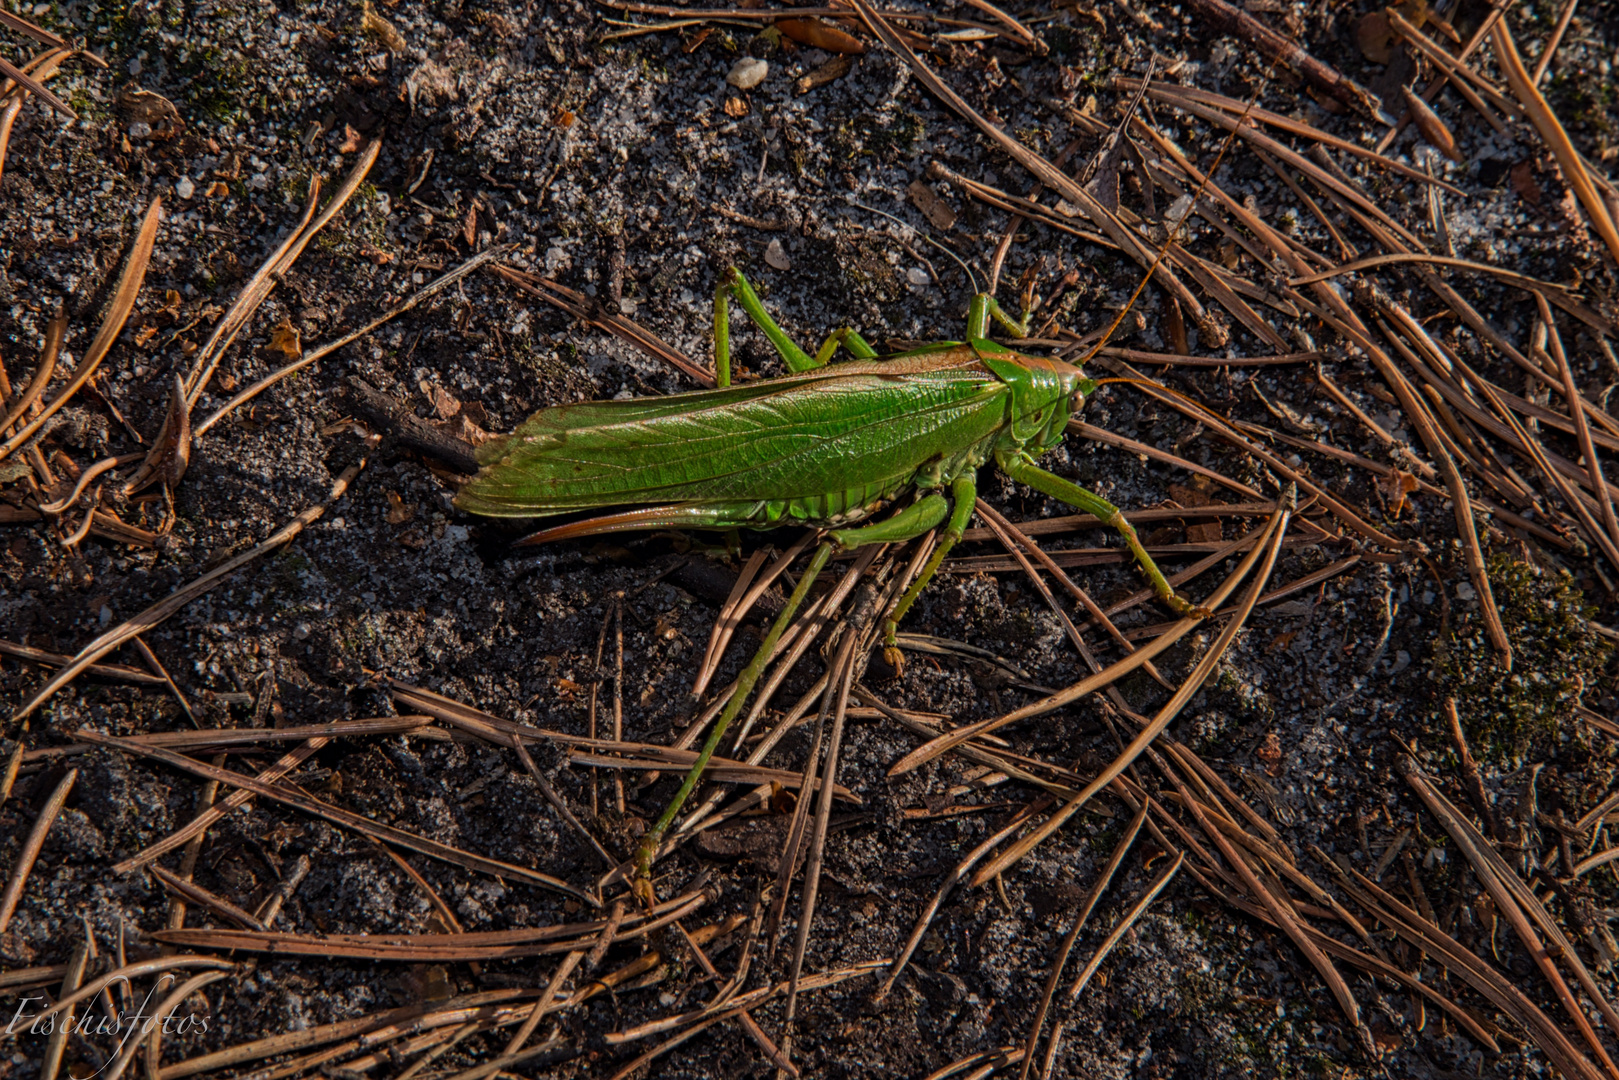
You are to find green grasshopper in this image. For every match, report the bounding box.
[456,267,1202,896]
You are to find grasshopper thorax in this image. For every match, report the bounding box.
[972,341,1094,456]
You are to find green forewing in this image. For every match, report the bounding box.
[457,362,1011,518]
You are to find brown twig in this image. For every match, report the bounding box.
[1176,0,1376,113]
[966,493,1290,884]
[12,460,367,722]
[1493,17,1619,265]
[0,767,76,933]
[79,730,591,901]
[0,200,160,464]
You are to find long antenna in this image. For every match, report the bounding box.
[1079,50,1287,367]
[844,196,982,296]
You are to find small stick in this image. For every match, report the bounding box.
[0,741,22,804]
[131,635,197,727]
[1177,0,1375,113]
[1017,802,1147,1079]
[164,759,222,937]
[613,598,625,816]
[1532,0,1581,86]
[1067,851,1185,998]
[148,864,265,931]
[587,598,613,818]
[38,939,87,1080]
[0,768,77,933]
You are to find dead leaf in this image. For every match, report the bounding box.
[204,181,230,198]
[1379,468,1419,517]
[358,245,394,265]
[422,382,460,420]
[907,180,956,231]
[796,53,854,94]
[1257,732,1284,777]
[1509,160,1544,207]
[385,491,415,525]
[1169,480,1223,544]
[553,107,576,128]
[361,1,407,51]
[775,16,866,54]
[1355,11,1395,64]
[338,123,365,153]
[682,27,713,53]
[117,83,182,136]
[135,374,191,492]
[461,201,479,248]
[267,318,302,360]
[723,95,749,118]
[133,324,159,348]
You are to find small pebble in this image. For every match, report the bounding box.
[1455,581,1477,601]
[727,57,768,90]
[128,121,152,139]
[764,238,791,270]
[906,267,930,286]
[175,176,195,199]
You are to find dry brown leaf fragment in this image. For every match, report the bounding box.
[907,180,957,230]
[266,318,302,360]
[1510,160,1544,207]
[361,1,407,51]
[338,123,365,153]
[682,27,713,53]
[135,374,191,492]
[204,180,229,198]
[461,201,479,248]
[1379,468,1419,517]
[554,107,576,128]
[1401,85,1460,162]
[1355,11,1396,64]
[1258,732,1284,777]
[776,16,867,54]
[117,83,182,136]
[385,490,415,525]
[723,95,749,118]
[422,381,460,419]
[133,324,159,348]
[796,53,854,94]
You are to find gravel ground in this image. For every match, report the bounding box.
[2,0,1619,1076]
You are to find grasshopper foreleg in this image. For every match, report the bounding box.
[996,451,1211,618]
